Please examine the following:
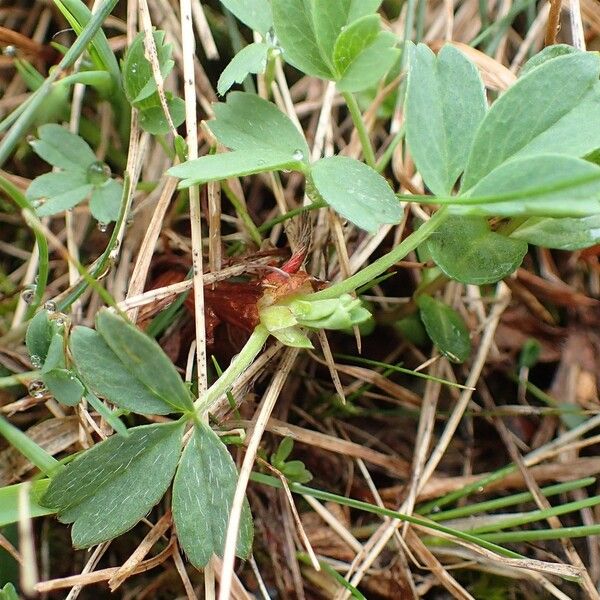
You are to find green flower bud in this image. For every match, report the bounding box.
[259,305,297,332]
[270,326,313,348]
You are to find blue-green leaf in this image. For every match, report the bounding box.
[310,156,403,233]
[219,0,273,35]
[30,124,97,170]
[41,421,185,548]
[172,423,253,567]
[26,171,92,216]
[313,0,383,62]
[417,294,471,363]
[406,44,486,196]
[334,29,399,93]
[272,0,334,79]
[96,310,193,412]
[426,216,527,285]
[169,92,309,187]
[511,215,600,250]
[455,154,600,218]
[217,42,270,96]
[89,178,122,223]
[462,51,600,190]
[122,30,175,105]
[70,327,179,415]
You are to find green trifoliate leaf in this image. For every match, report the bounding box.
[219,0,273,35]
[43,369,84,407]
[29,124,97,170]
[217,42,271,96]
[172,423,253,568]
[335,30,399,93]
[426,216,527,285]
[169,92,309,187]
[122,30,175,105]
[417,295,471,363]
[96,310,193,412]
[313,0,383,62]
[70,311,193,415]
[137,95,186,135]
[511,215,600,251]
[272,0,388,85]
[70,327,178,415]
[89,178,122,223]
[41,421,185,548]
[461,51,600,191]
[272,0,334,79]
[310,156,403,233]
[455,154,600,218]
[26,309,56,367]
[406,44,486,196]
[27,172,93,216]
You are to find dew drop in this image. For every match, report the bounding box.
[97,221,108,233]
[477,486,485,493]
[54,313,68,327]
[87,160,111,185]
[257,159,266,166]
[43,300,57,313]
[28,380,46,399]
[431,505,441,513]
[292,149,304,161]
[3,45,16,57]
[21,286,36,304]
[31,198,44,209]
[30,354,43,369]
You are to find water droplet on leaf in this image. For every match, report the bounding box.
[87,161,111,185]
[28,380,46,399]
[292,149,304,161]
[43,300,57,313]
[97,221,108,233]
[30,354,42,369]
[21,286,36,304]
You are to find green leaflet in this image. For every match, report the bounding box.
[272,0,396,91]
[172,423,253,567]
[219,0,273,35]
[511,215,600,251]
[455,154,600,218]
[41,421,185,548]
[417,294,471,363]
[426,216,527,285]
[169,92,309,187]
[70,310,192,415]
[405,44,486,196]
[461,51,600,191]
[310,156,403,233]
[121,30,185,134]
[27,125,122,222]
[217,42,270,96]
[30,123,97,170]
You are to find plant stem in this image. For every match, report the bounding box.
[0,415,60,477]
[250,472,522,559]
[222,180,263,246]
[429,477,595,522]
[194,325,270,414]
[0,175,49,317]
[308,207,449,300]
[342,91,377,169]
